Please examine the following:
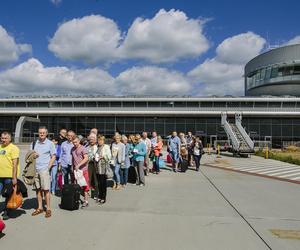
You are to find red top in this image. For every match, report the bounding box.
[154,141,163,157]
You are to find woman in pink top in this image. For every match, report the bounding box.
[72,136,89,208]
[153,136,163,174]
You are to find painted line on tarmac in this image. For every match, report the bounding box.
[200,169,273,250]
[203,163,300,185]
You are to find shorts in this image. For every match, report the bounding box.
[34,170,51,191]
[170,151,180,163]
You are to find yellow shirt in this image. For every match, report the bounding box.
[0,143,20,178]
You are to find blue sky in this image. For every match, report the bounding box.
[0,0,299,97]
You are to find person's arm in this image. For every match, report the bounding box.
[75,154,88,170]
[12,158,18,186]
[48,154,56,170]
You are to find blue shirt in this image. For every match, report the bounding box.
[59,140,74,167]
[33,138,56,172]
[168,136,181,153]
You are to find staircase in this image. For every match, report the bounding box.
[221,112,254,155]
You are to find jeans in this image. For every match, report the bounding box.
[0,178,12,213]
[194,155,201,170]
[61,165,73,185]
[113,163,121,184]
[50,165,58,193]
[120,168,129,185]
[153,156,160,172]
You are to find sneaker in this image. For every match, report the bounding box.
[2,211,9,220]
[139,183,145,187]
[81,202,89,209]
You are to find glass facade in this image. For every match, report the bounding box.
[246,64,300,90]
[1,115,300,148]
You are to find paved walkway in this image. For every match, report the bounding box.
[203,153,300,184]
[1,148,300,250]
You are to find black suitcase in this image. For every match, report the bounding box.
[180,159,189,173]
[60,184,81,210]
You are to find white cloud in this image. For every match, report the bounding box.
[50,0,62,6]
[116,66,191,95]
[0,58,115,97]
[48,10,210,64]
[216,32,266,64]
[48,15,121,64]
[0,59,191,97]
[189,32,266,96]
[0,25,31,66]
[188,59,244,96]
[285,35,300,46]
[119,9,210,63]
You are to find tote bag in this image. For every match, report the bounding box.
[74,169,87,187]
[6,187,23,210]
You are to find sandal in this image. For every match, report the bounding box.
[45,210,51,218]
[32,209,43,216]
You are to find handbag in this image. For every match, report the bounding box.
[74,169,87,187]
[6,187,23,210]
[57,171,63,190]
[105,165,114,179]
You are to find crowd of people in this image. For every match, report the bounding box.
[0,127,204,220]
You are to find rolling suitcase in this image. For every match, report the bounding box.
[60,184,81,210]
[179,159,189,173]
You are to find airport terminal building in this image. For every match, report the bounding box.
[0,45,299,148]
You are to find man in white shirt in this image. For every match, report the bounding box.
[142,132,152,175]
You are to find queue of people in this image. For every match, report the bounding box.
[0,127,203,220]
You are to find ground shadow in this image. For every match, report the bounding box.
[6,209,26,219]
[21,198,37,210]
[0,233,5,239]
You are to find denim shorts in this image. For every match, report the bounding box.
[170,151,180,163]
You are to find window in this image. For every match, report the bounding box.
[135,102,147,108]
[241,102,253,108]
[187,102,199,108]
[148,102,161,108]
[49,102,61,108]
[174,102,186,108]
[27,102,39,107]
[254,102,268,108]
[85,102,97,107]
[271,67,278,78]
[200,102,213,107]
[260,68,266,80]
[110,102,122,107]
[161,102,173,107]
[268,102,281,108]
[74,102,85,108]
[282,102,295,108]
[294,65,300,75]
[38,102,49,108]
[227,102,240,108]
[265,67,272,80]
[15,102,27,108]
[97,102,109,107]
[123,102,134,107]
[213,102,226,107]
[5,102,15,108]
[61,102,73,108]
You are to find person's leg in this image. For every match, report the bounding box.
[114,164,121,189]
[138,161,145,185]
[1,178,12,219]
[50,165,58,194]
[134,161,140,185]
[99,174,107,202]
[44,190,51,211]
[120,168,124,185]
[156,156,160,173]
[96,174,101,201]
[124,168,128,185]
[194,155,200,171]
[61,167,69,185]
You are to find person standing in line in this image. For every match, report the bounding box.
[192,136,204,171]
[0,131,20,220]
[167,131,181,173]
[120,135,131,187]
[71,136,89,208]
[58,128,67,146]
[132,134,146,186]
[153,136,163,174]
[50,137,61,195]
[31,127,56,218]
[87,133,99,201]
[186,131,194,166]
[142,132,152,175]
[90,128,98,136]
[96,135,111,204]
[111,134,125,190]
[150,131,158,170]
[59,130,75,185]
